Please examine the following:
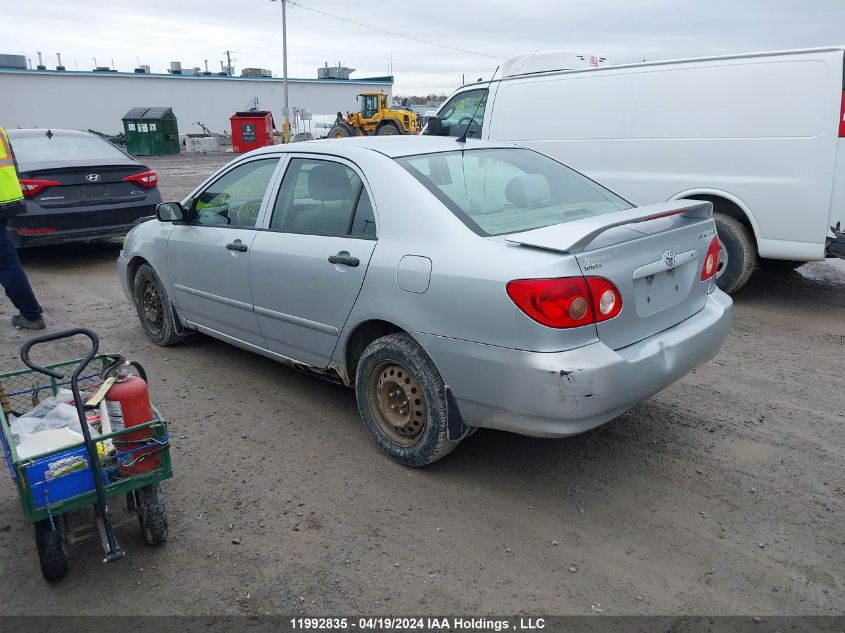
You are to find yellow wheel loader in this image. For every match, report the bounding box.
[329,92,420,138]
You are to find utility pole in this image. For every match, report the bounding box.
[223,50,235,76]
[271,0,291,143]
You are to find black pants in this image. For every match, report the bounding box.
[0,220,42,319]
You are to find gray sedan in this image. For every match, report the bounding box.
[118,137,732,466]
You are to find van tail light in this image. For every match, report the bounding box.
[18,178,61,198]
[701,237,721,281]
[506,276,622,328]
[124,170,158,188]
[840,91,845,137]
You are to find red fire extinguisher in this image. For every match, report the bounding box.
[105,370,160,476]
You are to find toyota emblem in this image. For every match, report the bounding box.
[85,173,101,182]
[663,249,676,268]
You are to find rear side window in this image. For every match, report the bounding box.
[9,133,129,167]
[397,148,632,236]
[270,158,375,238]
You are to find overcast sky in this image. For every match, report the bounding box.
[2,0,843,95]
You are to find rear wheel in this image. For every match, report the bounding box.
[328,124,353,138]
[714,213,756,294]
[376,123,400,136]
[133,263,192,346]
[355,333,459,467]
[34,520,68,583]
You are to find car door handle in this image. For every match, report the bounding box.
[328,254,359,267]
[226,240,248,252]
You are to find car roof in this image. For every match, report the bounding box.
[6,128,97,138]
[248,136,518,160]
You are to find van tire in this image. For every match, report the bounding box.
[714,213,756,294]
[355,333,459,467]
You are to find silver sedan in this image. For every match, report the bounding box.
[118,137,732,466]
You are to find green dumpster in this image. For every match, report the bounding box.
[122,106,180,156]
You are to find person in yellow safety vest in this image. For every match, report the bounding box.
[0,126,45,330]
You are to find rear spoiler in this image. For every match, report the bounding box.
[505,200,713,254]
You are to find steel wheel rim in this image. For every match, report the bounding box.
[716,238,728,279]
[369,361,426,447]
[141,280,164,334]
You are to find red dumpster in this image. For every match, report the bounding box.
[230,111,274,153]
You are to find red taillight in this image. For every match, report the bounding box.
[18,178,61,198]
[506,276,622,328]
[17,228,57,236]
[124,170,158,188]
[586,277,623,322]
[840,91,845,138]
[701,237,721,281]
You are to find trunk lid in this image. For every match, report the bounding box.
[507,200,717,350]
[20,164,151,208]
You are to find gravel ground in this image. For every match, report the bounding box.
[0,152,842,616]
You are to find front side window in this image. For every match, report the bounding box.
[397,148,632,236]
[270,158,375,238]
[190,159,280,228]
[437,88,488,138]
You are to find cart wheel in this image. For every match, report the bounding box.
[34,520,68,583]
[137,484,168,545]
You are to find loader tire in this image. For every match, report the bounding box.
[376,124,400,136]
[329,124,353,139]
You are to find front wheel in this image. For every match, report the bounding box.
[328,124,353,139]
[133,263,192,346]
[355,333,459,467]
[35,520,68,582]
[137,483,168,545]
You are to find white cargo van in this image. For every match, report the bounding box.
[426,47,845,292]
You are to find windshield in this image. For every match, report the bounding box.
[397,148,633,236]
[9,133,129,167]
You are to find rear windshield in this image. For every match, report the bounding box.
[9,133,129,167]
[396,148,632,236]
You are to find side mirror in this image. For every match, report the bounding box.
[423,117,442,136]
[156,202,184,223]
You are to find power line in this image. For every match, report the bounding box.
[287,0,503,60]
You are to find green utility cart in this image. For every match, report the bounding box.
[0,329,172,582]
[122,106,180,156]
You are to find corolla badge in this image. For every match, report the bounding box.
[85,173,101,182]
[663,249,676,268]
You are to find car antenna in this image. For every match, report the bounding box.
[455,68,495,144]
[45,129,53,139]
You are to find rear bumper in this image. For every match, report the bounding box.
[415,290,733,437]
[8,196,160,247]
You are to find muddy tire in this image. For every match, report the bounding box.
[133,263,192,346]
[328,124,353,139]
[35,520,68,583]
[376,124,401,136]
[137,484,168,545]
[758,258,805,272]
[355,333,459,467]
[714,213,756,294]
